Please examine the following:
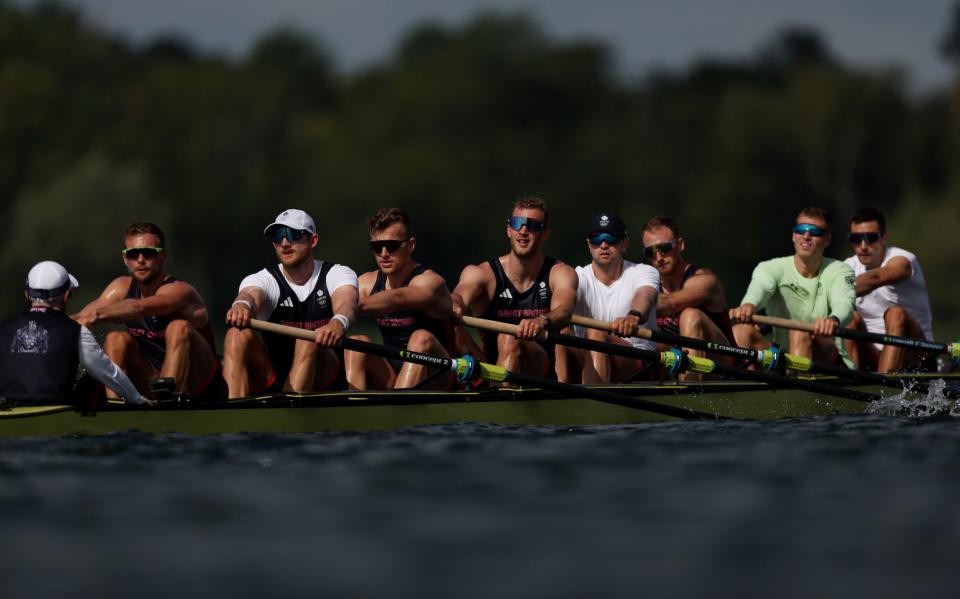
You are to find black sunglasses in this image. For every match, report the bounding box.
[369,239,409,254]
[848,232,881,245]
[507,216,547,232]
[121,246,164,260]
[269,226,310,244]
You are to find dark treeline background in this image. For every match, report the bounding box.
[2,1,959,347]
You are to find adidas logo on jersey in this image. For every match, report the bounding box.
[498,288,513,300]
[279,297,295,308]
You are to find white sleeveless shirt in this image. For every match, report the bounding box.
[843,247,933,344]
[574,260,660,351]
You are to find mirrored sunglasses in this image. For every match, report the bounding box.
[269,226,310,244]
[588,232,623,246]
[121,247,164,260]
[793,223,828,237]
[848,232,881,245]
[642,240,678,259]
[507,216,546,232]
[369,239,408,254]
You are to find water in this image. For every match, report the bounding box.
[3,416,960,598]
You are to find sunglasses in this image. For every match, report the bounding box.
[121,247,164,260]
[643,240,678,259]
[588,232,623,246]
[848,232,881,245]
[369,239,409,254]
[793,223,828,237]
[507,216,547,232]
[269,226,310,244]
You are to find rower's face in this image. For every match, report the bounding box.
[370,222,414,275]
[587,233,628,268]
[641,226,683,274]
[507,208,549,258]
[272,229,317,268]
[122,233,166,284]
[849,221,885,269]
[793,216,831,259]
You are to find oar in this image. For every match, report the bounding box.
[751,314,960,362]
[570,315,939,395]
[247,319,721,420]
[461,315,882,403]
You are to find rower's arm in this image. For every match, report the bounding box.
[88,282,190,325]
[225,286,269,329]
[853,256,911,296]
[314,283,359,347]
[657,271,718,315]
[71,277,128,327]
[827,264,857,327]
[543,262,578,329]
[451,264,493,319]
[612,285,657,337]
[358,271,452,319]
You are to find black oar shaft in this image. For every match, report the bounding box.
[752,314,955,355]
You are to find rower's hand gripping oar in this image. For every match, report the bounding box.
[462,316,881,402]
[570,315,943,395]
[751,314,960,367]
[247,319,723,420]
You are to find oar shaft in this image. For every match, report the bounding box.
[249,319,718,420]
[464,315,880,402]
[752,314,954,355]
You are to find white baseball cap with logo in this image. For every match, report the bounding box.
[25,261,79,299]
[263,209,317,235]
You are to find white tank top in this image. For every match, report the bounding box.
[843,247,933,344]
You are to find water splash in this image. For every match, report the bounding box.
[867,378,957,417]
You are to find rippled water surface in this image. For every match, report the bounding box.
[3,416,960,598]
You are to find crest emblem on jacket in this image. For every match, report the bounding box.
[10,320,49,354]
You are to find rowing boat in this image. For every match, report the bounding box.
[2,373,957,437]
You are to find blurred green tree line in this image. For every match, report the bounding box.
[1,2,958,346]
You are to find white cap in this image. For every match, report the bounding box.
[263,209,317,236]
[26,261,79,299]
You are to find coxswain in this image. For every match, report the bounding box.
[223,209,358,398]
[0,261,148,406]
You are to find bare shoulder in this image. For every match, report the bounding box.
[357,270,378,295]
[549,259,578,283]
[411,267,448,290]
[158,278,207,304]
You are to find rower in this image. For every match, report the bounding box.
[729,207,856,367]
[842,206,934,372]
[451,196,578,380]
[345,208,456,390]
[642,215,734,376]
[564,212,659,383]
[0,261,149,406]
[223,209,358,398]
[73,223,225,400]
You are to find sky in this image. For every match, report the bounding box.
[14,0,959,92]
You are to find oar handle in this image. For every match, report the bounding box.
[570,315,654,339]
[460,315,551,341]
[250,319,317,341]
[750,314,814,333]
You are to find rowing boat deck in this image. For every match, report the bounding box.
[5,375,949,437]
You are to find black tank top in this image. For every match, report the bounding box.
[371,264,455,369]
[126,276,218,369]
[264,262,346,388]
[656,264,735,340]
[480,256,556,366]
[0,307,81,404]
